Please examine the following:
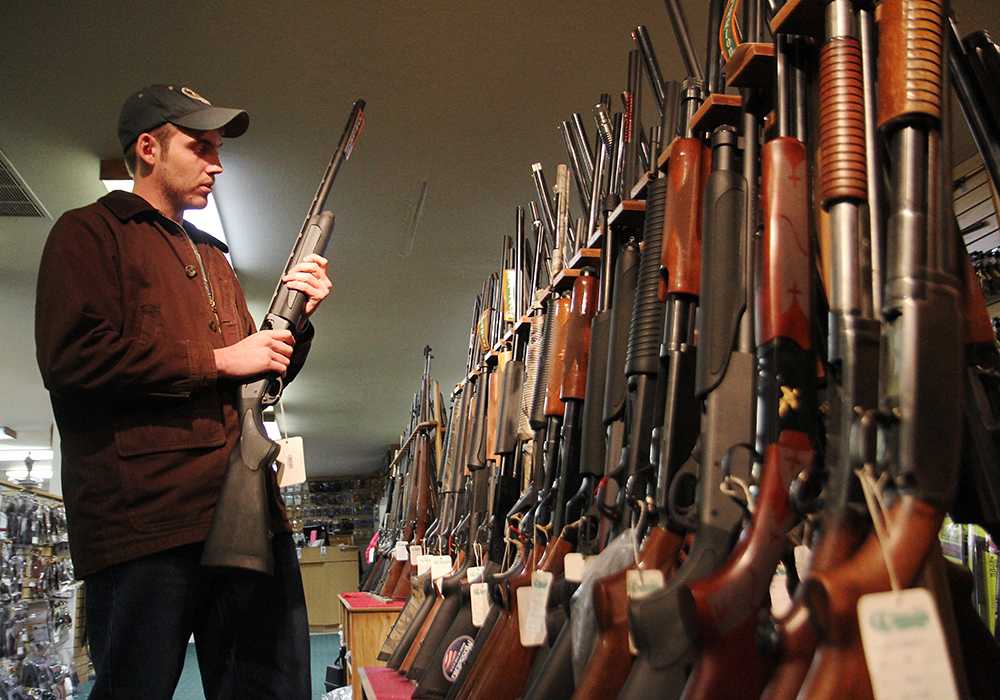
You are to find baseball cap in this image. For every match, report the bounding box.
[118,84,249,151]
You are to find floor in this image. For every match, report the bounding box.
[75,632,342,699]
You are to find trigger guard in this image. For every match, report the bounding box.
[262,377,284,406]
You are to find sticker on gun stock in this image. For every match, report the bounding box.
[520,570,553,647]
[627,569,665,654]
[441,634,475,682]
[857,588,959,700]
[470,582,490,627]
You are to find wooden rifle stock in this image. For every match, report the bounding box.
[797,497,944,699]
[759,517,868,700]
[469,537,573,700]
[561,274,599,402]
[571,527,683,700]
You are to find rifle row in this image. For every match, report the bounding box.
[360,2,1000,699]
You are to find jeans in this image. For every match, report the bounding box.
[84,533,310,699]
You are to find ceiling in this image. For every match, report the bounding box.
[2,1,997,480]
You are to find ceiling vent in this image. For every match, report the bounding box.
[0,148,49,218]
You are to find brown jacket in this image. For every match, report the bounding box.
[35,190,312,577]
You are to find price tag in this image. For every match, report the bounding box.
[520,570,553,647]
[626,569,665,654]
[409,545,423,564]
[394,541,409,561]
[794,544,812,579]
[858,588,959,700]
[467,566,485,584]
[276,436,307,487]
[471,582,491,627]
[516,587,533,643]
[416,555,433,577]
[320,545,328,558]
[564,553,587,583]
[431,555,453,589]
[769,562,793,617]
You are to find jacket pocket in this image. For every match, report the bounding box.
[113,389,226,457]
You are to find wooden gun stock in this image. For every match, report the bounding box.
[659,138,708,302]
[877,0,945,128]
[680,434,813,700]
[797,497,944,700]
[760,516,868,700]
[571,527,683,700]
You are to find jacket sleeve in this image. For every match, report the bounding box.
[35,211,217,398]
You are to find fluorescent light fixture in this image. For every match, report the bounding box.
[0,426,15,440]
[4,464,54,481]
[0,449,54,463]
[100,159,230,254]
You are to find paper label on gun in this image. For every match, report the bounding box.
[857,588,959,700]
[520,570,553,647]
[627,569,665,654]
[416,554,433,576]
[431,555,452,581]
[564,553,587,583]
[467,566,485,584]
[276,436,306,487]
[470,582,490,627]
[394,541,409,561]
[408,545,423,564]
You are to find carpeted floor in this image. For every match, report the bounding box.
[75,632,342,699]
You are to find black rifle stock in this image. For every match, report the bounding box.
[201,99,365,574]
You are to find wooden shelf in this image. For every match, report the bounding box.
[607,199,646,229]
[551,267,584,292]
[770,0,825,38]
[724,42,776,90]
[566,247,601,271]
[690,93,743,134]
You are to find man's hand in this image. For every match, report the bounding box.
[213,330,295,379]
[282,254,333,316]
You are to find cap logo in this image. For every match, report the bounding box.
[180,87,212,105]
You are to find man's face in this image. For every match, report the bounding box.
[153,125,223,212]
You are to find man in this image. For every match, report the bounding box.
[35,84,332,698]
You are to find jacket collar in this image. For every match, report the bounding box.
[99,190,229,253]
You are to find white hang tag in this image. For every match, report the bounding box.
[516,586,534,644]
[431,555,452,581]
[857,588,960,700]
[794,544,812,579]
[564,553,587,583]
[467,566,485,584]
[275,436,307,487]
[769,562,793,618]
[409,545,423,564]
[627,569,666,654]
[320,545,327,558]
[416,554,434,577]
[471,582,491,627]
[521,570,554,647]
[394,541,409,561]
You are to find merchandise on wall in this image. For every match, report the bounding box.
[0,482,83,698]
[354,1,1000,699]
[283,475,381,549]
